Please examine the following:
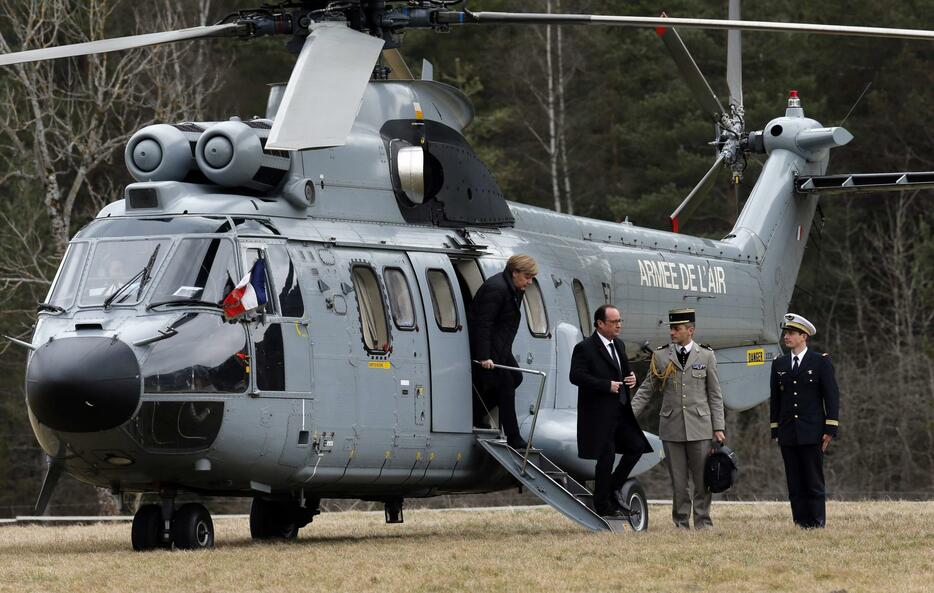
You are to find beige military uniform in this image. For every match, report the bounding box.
[631,342,725,528]
[631,343,725,440]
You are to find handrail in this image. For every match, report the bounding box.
[473,360,547,476]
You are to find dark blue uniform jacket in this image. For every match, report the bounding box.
[769,349,840,445]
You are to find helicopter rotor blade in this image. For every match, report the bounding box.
[0,23,241,67]
[382,48,414,80]
[267,23,385,151]
[463,12,934,42]
[670,154,725,233]
[656,17,726,120]
[727,0,743,109]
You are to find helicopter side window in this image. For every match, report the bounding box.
[151,238,237,305]
[426,269,459,332]
[45,242,89,309]
[383,267,415,330]
[572,279,592,336]
[351,265,391,352]
[266,245,304,318]
[142,313,249,394]
[79,238,169,306]
[254,323,285,391]
[523,278,549,338]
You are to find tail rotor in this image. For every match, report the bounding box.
[660,0,753,232]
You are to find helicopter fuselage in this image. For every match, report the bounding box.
[25,79,838,504]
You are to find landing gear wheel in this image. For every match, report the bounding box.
[250,497,299,540]
[172,503,215,550]
[619,479,648,532]
[132,503,168,551]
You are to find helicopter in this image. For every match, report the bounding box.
[2,0,933,550]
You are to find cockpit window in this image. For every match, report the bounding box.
[142,313,249,394]
[45,242,89,309]
[75,216,229,239]
[79,239,170,306]
[151,238,238,305]
[233,218,280,236]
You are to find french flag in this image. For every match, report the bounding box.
[223,259,268,320]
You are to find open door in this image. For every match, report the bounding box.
[407,252,472,433]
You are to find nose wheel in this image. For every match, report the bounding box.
[131,500,215,551]
[173,503,215,549]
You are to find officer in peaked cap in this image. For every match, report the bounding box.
[632,308,725,529]
[770,313,840,528]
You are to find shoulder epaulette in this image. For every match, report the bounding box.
[700,343,713,350]
[656,344,667,350]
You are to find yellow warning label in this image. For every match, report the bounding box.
[368,361,391,369]
[746,348,765,366]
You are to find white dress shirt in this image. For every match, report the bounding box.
[791,347,808,369]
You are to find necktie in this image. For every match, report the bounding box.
[679,347,688,366]
[609,343,621,376]
[792,355,799,372]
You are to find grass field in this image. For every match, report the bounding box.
[1,502,931,593]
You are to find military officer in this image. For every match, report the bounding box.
[631,308,725,529]
[770,313,840,528]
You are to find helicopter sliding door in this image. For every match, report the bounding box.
[407,252,472,434]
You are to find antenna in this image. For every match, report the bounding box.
[839,81,873,126]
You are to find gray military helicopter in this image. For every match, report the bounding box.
[3,0,933,550]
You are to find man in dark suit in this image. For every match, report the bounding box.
[468,254,538,449]
[570,304,653,518]
[770,313,840,528]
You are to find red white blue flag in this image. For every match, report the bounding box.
[223,259,268,320]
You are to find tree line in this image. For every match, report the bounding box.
[0,0,930,516]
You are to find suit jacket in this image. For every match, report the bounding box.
[770,349,840,445]
[570,332,652,460]
[631,343,725,442]
[468,270,523,390]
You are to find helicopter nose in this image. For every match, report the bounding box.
[26,337,141,433]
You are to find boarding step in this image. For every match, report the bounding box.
[478,439,632,533]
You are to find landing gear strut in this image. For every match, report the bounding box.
[384,497,404,524]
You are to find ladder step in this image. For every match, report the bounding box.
[478,438,610,532]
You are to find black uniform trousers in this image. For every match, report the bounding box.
[594,436,640,514]
[780,444,826,528]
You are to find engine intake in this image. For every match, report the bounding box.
[125,124,200,182]
[194,120,291,192]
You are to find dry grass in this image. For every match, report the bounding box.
[0,502,931,593]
